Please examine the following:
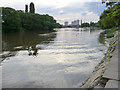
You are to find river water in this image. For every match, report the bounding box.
[1,28,108,88]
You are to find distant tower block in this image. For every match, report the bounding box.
[81,20,82,25]
[30,2,35,13]
[64,21,68,26]
[76,20,79,25]
[25,5,28,12]
[71,20,79,26]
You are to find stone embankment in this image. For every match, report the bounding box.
[80,31,119,89]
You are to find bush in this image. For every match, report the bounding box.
[106,27,117,38]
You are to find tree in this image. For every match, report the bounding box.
[2,7,61,33]
[2,7,21,33]
[90,22,96,27]
[81,22,90,27]
[102,0,116,7]
[112,3,120,27]
[30,2,35,13]
[99,3,120,29]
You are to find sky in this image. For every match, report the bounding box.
[1,0,106,24]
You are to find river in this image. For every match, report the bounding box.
[1,28,108,88]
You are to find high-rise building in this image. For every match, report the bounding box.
[25,5,28,13]
[71,20,79,26]
[64,21,68,26]
[76,20,79,25]
[81,20,82,25]
[30,2,35,13]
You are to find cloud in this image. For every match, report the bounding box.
[59,10,64,14]
[54,11,99,24]
[1,0,102,9]
[85,2,106,15]
[0,0,82,8]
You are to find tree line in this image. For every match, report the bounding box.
[2,7,62,33]
[79,2,120,29]
[80,22,98,27]
[99,2,120,29]
[98,1,120,38]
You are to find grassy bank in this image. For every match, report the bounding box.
[105,27,117,38]
[80,29,118,88]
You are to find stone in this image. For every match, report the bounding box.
[105,80,119,88]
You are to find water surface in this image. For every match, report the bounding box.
[2,28,108,88]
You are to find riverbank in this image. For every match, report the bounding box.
[80,30,118,88]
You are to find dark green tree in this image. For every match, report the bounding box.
[90,22,96,27]
[2,7,61,33]
[30,2,35,13]
[2,7,21,33]
[81,22,90,27]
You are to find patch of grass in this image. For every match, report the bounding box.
[99,75,103,80]
[106,27,117,38]
[102,69,105,74]
[108,44,112,51]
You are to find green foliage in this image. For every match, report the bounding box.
[80,22,98,27]
[99,75,103,80]
[30,2,35,13]
[54,23,62,28]
[95,22,100,27]
[102,0,116,7]
[102,69,105,74]
[81,22,90,27]
[99,3,120,29]
[2,7,21,33]
[106,27,117,38]
[2,7,61,33]
[90,22,96,27]
[106,2,116,7]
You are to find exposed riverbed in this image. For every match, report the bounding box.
[1,28,108,88]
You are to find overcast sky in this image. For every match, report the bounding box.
[1,0,106,24]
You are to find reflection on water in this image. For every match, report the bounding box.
[2,30,56,59]
[2,28,108,88]
[98,31,106,45]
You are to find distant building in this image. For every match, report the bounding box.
[25,4,28,12]
[30,2,35,13]
[81,20,82,25]
[64,21,68,26]
[25,2,35,13]
[76,20,79,25]
[71,20,79,26]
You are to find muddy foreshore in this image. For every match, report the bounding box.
[80,31,118,88]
